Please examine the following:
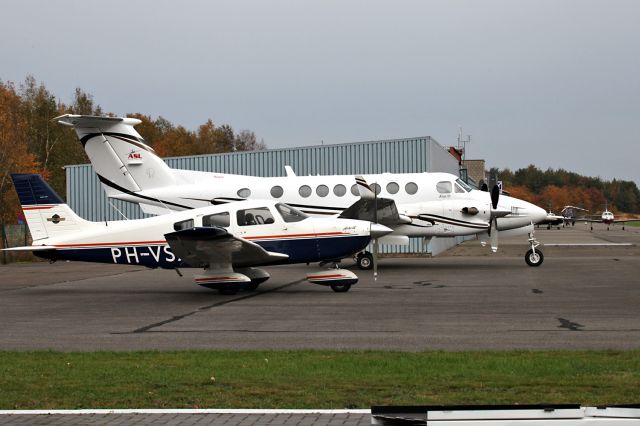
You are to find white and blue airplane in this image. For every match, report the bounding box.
[56,114,548,267]
[5,174,394,294]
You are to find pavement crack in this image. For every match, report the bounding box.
[117,279,304,334]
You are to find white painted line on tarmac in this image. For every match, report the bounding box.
[0,409,371,415]
[544,243,634,246]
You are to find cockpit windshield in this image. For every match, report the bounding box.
[456,178,473,193]
[276,203,309,223]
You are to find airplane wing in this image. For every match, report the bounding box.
[164,227,288,268]
[339,176,411,225]
[339,197,409,225]
[614,219,640,224]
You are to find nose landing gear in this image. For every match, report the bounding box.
[525,231,544,267]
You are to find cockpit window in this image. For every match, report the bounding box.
[454,183,465,193]
[456,178,473,192]
[237,207,275,226]
[436,181,452,194]
[276,203,308,223]
[202,212,230,227]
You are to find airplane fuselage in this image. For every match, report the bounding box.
[109,170,547,237]
[31,201,372,269]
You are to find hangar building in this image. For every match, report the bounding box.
[65,136,462,254]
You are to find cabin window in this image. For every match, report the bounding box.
[371,183,381,195]
[386,182,399,194]
[202,212,230,227]
[298,185,312,198]
[436,181,452,194]
[173,219,194,231]
[276,203,308,223]
[237,188,251,198]
[270,185,284,198]
[350,184,359,196]
[237,207,275,226]
[405,182,418,195]
[333,184,346,196]
[316,184,329,197]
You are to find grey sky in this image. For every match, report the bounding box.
[2,0,639,184]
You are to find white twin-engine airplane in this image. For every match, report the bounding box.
[583,204,637,231]
[56,114,549,267]
[6,174,393,294]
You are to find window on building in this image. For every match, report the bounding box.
[202,212,230,227]
[333,184,347,196]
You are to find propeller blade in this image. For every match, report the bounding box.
[491,185,500,210]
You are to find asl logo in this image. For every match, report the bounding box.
[128,150,142,160]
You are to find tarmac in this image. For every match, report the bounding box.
[0,223,638,424]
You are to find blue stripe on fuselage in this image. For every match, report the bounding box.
[34,235,371,268]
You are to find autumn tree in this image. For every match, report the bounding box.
[0,81,40,224]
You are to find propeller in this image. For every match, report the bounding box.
[487,184,502,252]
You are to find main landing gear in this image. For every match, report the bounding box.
[525,231,544,267]
[355,251,374,270]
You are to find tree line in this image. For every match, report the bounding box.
[493,165,640,214]
[0,76,265,224]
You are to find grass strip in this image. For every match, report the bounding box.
[1,350,639,409]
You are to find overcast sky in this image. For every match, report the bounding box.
[2,0,639,184]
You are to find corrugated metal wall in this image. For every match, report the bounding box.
[66,136,462,254]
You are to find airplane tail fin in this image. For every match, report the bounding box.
[55,114,176,196]
[11,174,92,241]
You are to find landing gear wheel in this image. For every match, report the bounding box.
[525,248,544,267]
[356,252,373,270]
[330,283,351,293]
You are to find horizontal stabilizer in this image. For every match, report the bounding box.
[55,114,141,127]
[2,246,56,252]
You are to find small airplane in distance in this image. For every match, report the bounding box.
[55,114,549,267]
[560,205,588,227]
[4,174,393,294]
[583,203,638,231]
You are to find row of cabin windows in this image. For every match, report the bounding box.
[235,182,420,199]
[173,204,308,231]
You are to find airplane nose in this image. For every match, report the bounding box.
[370,223,393,238]
[528,203,548,224]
